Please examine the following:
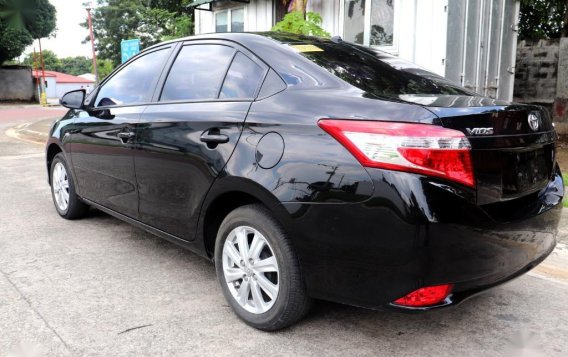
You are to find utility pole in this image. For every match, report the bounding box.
[32,48,41,103]
[85,1,99,84]
[38,38,47,106]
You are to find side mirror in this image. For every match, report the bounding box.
[60,89,86,110]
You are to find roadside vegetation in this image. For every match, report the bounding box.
[81,0,194,67]
[0,0,56,65]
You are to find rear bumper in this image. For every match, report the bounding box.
[281,166,563,310]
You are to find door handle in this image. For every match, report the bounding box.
[118,131,135,139]
[117,131,135,143]
[200,130,229,144]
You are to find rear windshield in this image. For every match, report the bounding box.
[291,42,472,99]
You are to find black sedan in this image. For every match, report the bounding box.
[48,33,563,330]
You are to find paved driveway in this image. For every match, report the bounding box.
[1,106,567,356]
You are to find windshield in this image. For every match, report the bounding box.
[290,41,472,100]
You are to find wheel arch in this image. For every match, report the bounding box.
[198,177,293,259]
[46,142,64,184]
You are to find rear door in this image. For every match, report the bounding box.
[69,46,172,218]
[134,41,268,240]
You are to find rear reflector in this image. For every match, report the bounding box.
[318,120,475,187]
[393,284,454,307]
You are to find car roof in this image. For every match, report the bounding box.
[146,32,331,50]
[142,32,347,90]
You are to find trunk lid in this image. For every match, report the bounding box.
[419,96,557,205]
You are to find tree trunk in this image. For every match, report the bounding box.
[283,0,308,14]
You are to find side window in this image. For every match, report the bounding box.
[220,52,265,99]
[95,49,170,107]
[160,45,235,101]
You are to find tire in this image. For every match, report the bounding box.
[50,153,89,220]
[215,204,312,331]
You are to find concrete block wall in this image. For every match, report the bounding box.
[554,38,568,124]
[514,40,559,105]
[0,66,34,102]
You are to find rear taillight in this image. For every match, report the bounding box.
[393,284,454,307]
[318,120,475,188]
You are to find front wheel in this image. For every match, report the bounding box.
[50,153,89,220]
[215,204,311,331]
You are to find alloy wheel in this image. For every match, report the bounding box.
[52,162,70,212]
[222,226,280,314]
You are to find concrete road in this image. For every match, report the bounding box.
[1,106,568,357]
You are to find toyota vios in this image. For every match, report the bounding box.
[48,33,563,330]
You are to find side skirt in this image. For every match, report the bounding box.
[81,198,211,261]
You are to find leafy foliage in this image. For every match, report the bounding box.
[0,19,33,64]
[519,0,568,40]
[20,49,105,77]
[96,58,114,81]
[0,0,56,64]
[272,11,330,37]
[82,0,194,67]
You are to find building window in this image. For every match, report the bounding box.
[215,8,245,33]
[343,0,395,48]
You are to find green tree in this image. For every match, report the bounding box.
[0,0,56,64]
[0,19,33,64]
[95,58,114,81]
[519,0,568,40]
[82,0,193,67]
[21,49,61,71]
[20,51,95,76]
[59,56,93,76]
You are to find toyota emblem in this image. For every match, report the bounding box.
[528,112,540,132]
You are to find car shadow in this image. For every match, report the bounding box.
[86,207,519,336]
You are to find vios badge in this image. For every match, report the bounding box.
[528,112,541,132]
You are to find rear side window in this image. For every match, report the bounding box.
[220,52,265,99]
[95,48,170,107]
[292,42,471,99]
[161,45,235,101]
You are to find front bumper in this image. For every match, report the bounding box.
[281,167,563,310]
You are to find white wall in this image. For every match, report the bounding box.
[310,0,449,76]
[307,0,341,37]
[45,78,57,98]
[245,0,273,31]
[195,0,273,34]
[194,0,448,76]
[56,83,94,99]
[396,0,448,76]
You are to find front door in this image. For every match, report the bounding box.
[134,42,268,240]
[69,47,173,218]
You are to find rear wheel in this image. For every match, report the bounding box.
[215,204,311,331]
[50,153,89,219]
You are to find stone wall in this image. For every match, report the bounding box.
[554,38,568,123]
[514,38,568,125]
[514,40,559,104]
[0,66,34,102]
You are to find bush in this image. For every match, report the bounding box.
[272,11,330,37]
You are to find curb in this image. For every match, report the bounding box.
[5,117,57,145]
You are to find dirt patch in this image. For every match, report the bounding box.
[558,135,568,171]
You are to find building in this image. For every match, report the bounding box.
[191,0,520,101]
[32,70,95,99]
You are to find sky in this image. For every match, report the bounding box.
[24,0,93,59]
